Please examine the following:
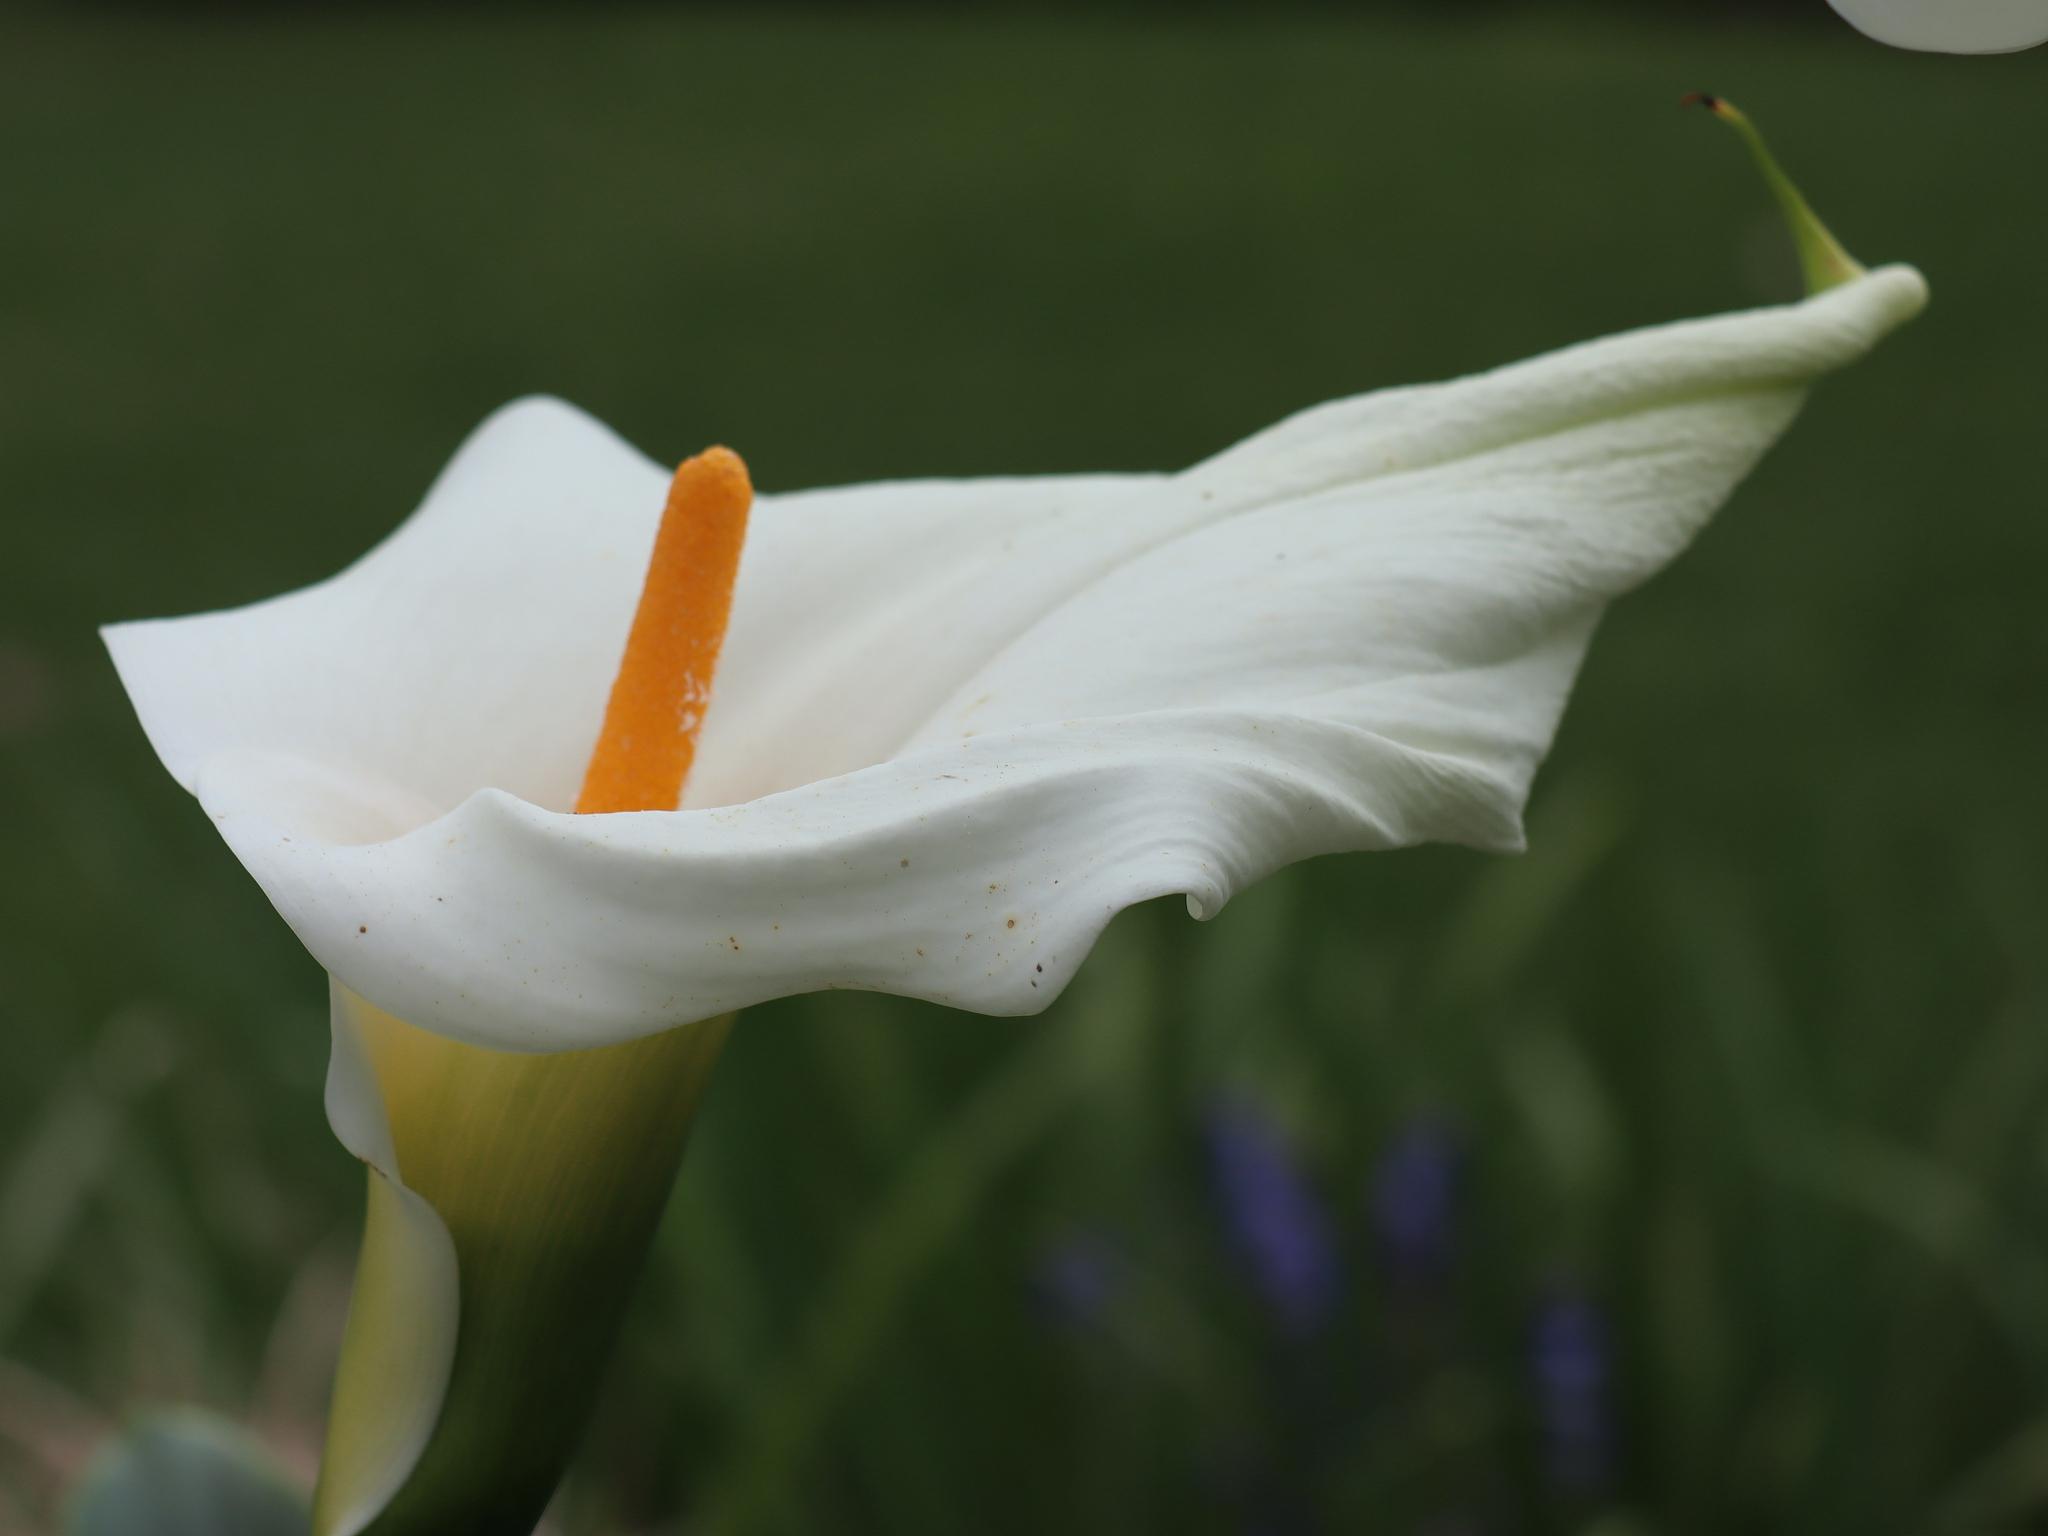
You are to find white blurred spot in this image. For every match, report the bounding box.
[1828,0,2048,52]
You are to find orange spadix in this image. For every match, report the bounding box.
[315,451,754,1535]
[576,446,752,814]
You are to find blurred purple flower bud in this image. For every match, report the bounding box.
[1529,1286,1613,1496]
[1203,1095,1340,1337]
[1369,1117,1462,1287]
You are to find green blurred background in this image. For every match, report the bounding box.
[3,3,2046,1533]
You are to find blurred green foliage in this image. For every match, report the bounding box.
[2,4,2046,1534]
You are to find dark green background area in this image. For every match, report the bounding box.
[3,6,2046,1534]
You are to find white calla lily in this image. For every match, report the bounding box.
[1827,0,2048,51]
[103,107,1926,1536]
[105,267,1924,1053]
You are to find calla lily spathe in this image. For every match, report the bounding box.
[107,242,1928,1535]
[1828,0,2048,52]
[105,264,1926,1058]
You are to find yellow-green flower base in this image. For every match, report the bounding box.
[315,991,731,1536]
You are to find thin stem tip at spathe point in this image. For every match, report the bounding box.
[1683,92,1866,295]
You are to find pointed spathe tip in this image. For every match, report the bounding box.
[1685,93,1866,296]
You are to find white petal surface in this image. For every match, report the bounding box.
[1828,0,2048,51]
[107,266,1926,1051]
[106,401,669,819]
[686,467,1163,806]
